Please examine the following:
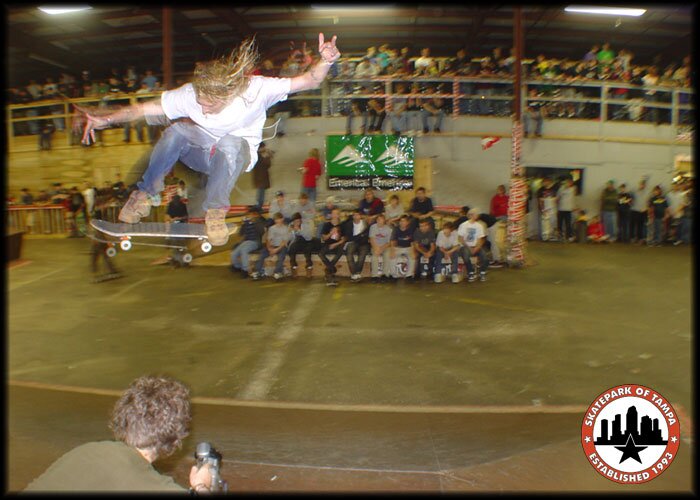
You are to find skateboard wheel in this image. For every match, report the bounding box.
[201,242,212,253]
[182,253,193,264]
[106,247,117,258]
[120,239,132,251]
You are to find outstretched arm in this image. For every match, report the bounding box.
[289,33,341,93]
[77,100,166,145]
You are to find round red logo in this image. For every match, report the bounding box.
[581,384,681,483]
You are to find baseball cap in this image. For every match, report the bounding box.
[275,190,284,197]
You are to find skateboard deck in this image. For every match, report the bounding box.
[90,219,238,255]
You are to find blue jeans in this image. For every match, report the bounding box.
[346,111,368,134]
[435,249,459,275]
[679,216,692,244]
[523,111,543,135]
[231,240,260,271]
[421,109,445,132]
[138,121,250,212]
[461,246,488,274]
[601,211,617,240]
[388,112,407,134]
[256,246,288,274]
[650,218,664,244]
[301,187,317,205]
[256,188,266,209]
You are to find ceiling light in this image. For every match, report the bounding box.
[38,6,92,15]
[310,4,395,11]
[564,6,646,17]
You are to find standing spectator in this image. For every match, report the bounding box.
[89,189,124,282]
[287,212,319,277]
[489,184,509,264]
[597,42,615,67]
[388,82,409,135]
[354,56,380,81]
[319,208,346,286]
[642,66,661,124]
[300,148,322,204]
[67,186,86,237]
[408,187,435,230]
[134,83,158,144]
[616,183,634,243]
[412,218,436,280]
[600,180,619,242]
[524,88,545,138]
[141,69,158,91]
[345,99,368,136]
[458,208,489,282]
[556,178,577,242]
[665,181,685,244]
[268,191,294,224]
[252,212,291,281]
[38,120,54,150]
[434,221,461,284]
[369,213,393,282]
[630,176,650,243]
[537,177,558,241]
[176,180,188,200]
[390,215,416,281]
[677,180,693,245]
[344,209,370,282]
[367,98,386,134]
[230,205,266,277]
[583,45,599,63]
[358,188,384,225]
[384,194,404,226]
[252,142,273,208]
[82,181,97,219]
[647,185,670,246]
[164,194,189,266]
[376,44,392,74]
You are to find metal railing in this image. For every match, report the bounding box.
[6,77,694,151]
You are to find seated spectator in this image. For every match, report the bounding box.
[354,56,380,80]
[319,208,346,286]
[141,69,158,91]
[25,375,211,492]
[358,188,384,224]
[230,205,266,278]
[404,86,423,135]
[35,189,51,205]
[413,47,433,76]
[344,209,370,282]
[388,82,410,135]
[420,86,446,134]
[19,188,34,205]
[376,44,392,74]
[413,218,437,280]
[346,99,368,135]
[597,42,615,67]
[390,215,416,280]
[318,195,337,236]
[252,212,291,281]
[288,212,320,277]
[458,207,489,282]
[583,44,599,63]
[268,190,293,225]
[586,214,609,242]
[369,213,393,283]
[434,221,461,284]
[408,187,435,229]
[367,98,386,134]
[384,194,404,226]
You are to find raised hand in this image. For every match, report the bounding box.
[318,33,340,64]
[73,103,111,145]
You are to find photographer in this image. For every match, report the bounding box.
[25,375,213,493]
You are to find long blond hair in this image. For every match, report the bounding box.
[192,37,259,105]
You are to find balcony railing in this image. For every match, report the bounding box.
[6,76,694,151]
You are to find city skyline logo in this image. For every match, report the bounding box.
[581,384,681,484]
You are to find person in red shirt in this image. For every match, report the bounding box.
[488,184,509,266]
[587,215,609,243]
[300,148,322,205]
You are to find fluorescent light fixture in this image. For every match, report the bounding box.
[565,6,646,16]
[310,4,394,10]
[38,6,92,15]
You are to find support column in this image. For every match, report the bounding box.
[162,7,174,90]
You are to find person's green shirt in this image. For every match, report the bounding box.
[597,49,615,65]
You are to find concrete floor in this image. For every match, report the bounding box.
[7,237,694,492]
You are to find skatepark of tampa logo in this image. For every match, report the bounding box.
[581,384,680,484]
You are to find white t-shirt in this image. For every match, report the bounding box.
[557,185,576,211]
[436,230,459,250]
[160,77,292,171]
[666,190,684,218]
[457,220,485,248]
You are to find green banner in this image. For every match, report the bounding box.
[325,135,415,190]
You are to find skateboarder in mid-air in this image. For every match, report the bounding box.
[78,33,341,246]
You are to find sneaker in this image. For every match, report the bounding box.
[273,272,283,281]
[479,272,487,282]
[468,273,476,282]
[673,240,683,246]
[251,272,261,281]
[489,261,503,268]
[451,274,460,284]
[205,208,230,246]
[434,274,445,283]
[118,190,152,223]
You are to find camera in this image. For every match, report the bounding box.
[194,442,228,493]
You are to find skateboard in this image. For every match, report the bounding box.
[90,220,238,263]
